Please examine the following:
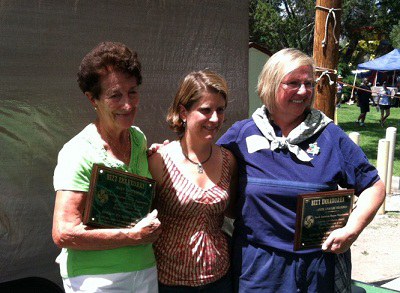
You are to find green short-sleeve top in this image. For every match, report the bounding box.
[53,123,155,278]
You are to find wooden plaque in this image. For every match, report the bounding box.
[83,164,156,228]
[294,189,354,251]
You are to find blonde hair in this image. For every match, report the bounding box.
[167,70,228,136]
[257,48,315,113]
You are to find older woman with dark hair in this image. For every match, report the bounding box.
[217,48,385,292]
[52,42,161,292]
[148,70,237,292]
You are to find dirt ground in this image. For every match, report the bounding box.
[351,212,400,284]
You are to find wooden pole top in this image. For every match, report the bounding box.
[313,0,342,120]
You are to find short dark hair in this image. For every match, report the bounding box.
[77,42,142,99]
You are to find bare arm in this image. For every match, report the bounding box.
[52,190,161,250]
[376,91,382,104]
[322,180,385,254]
[148,151,164,187]
[370,95,375,105]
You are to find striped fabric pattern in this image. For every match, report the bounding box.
[154,147,231,286]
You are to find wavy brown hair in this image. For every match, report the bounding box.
[167,70,228,136]
[77,42,142,99]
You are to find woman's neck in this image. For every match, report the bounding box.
[95,120,131,164]
[95,120,129,144]
[180,134,213,161]
[269,113,306,137]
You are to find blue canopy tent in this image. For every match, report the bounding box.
[357,49,400,86]
[358,49,400,71]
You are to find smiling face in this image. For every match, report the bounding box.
[180,91,226,142]
[88,70,139,133]
[273,65,314,124]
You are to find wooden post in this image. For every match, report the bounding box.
[313,0,342,120]
[392,70,396,86]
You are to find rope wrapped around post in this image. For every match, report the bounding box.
[315,5,341,47]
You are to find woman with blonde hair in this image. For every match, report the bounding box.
[148,70,237,292]
[218,48,385,292]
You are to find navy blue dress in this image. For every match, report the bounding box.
[217,118,379,292]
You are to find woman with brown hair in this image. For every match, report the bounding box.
[52,42,161,292]
[148,70,237,292]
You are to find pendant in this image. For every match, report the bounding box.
[197,163,204,174]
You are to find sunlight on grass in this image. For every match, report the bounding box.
[336,104,400,176]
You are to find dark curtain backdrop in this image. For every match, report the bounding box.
[0,0,248,285]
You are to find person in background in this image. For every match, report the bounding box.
[377,81,392,126]
[148,70,237,293]
[52,42,161,293]
[217,48,386,292]
[356,78,375,126]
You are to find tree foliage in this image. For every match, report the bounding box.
[390,20,400,49]
[340,0,400,65]
[340,0,377,64]
[250,0,400,73]
[250,0,315,55]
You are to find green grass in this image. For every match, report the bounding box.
[336,104,400,177]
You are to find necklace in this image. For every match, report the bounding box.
[180,141,213,174]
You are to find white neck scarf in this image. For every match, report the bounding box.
[252,105,332,162]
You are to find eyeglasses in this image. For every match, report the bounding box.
[281,81,315,91]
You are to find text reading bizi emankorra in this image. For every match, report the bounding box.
[310,196,345,206]
[106,173,145,189]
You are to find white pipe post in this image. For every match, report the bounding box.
[349,132,360,145]
[385,127,397,194]
[349,132,361,204]
[376,139,390,214]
